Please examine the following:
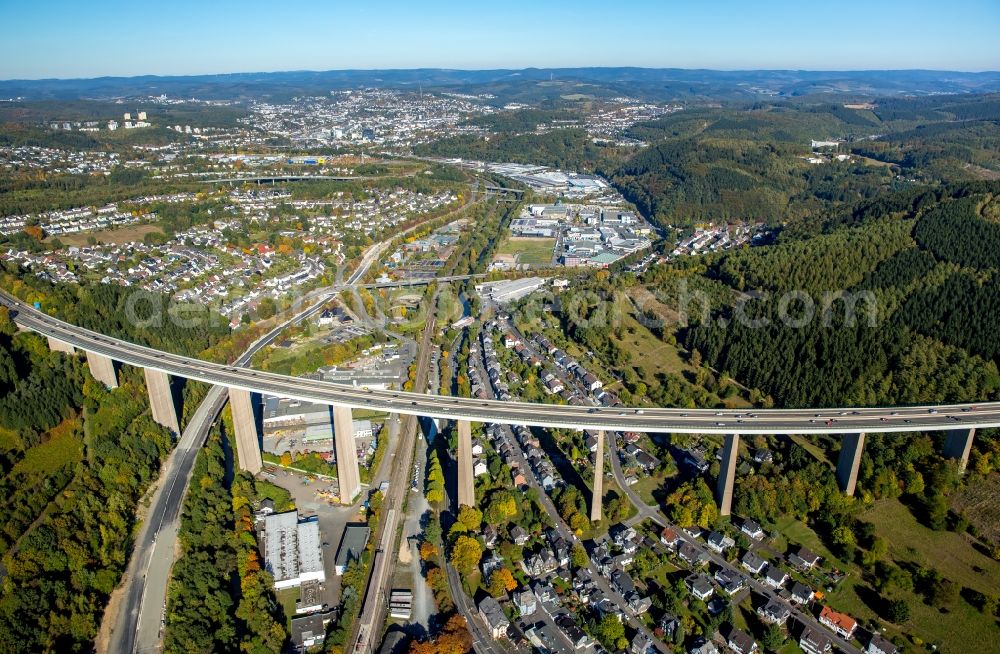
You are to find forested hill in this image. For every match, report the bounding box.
[0,307,176,652]
[681,182,1000,408]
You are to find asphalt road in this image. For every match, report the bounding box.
[107,295,334,654]
[6,293,998,437]
[466,341,670,654]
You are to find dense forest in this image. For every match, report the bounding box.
[0,346,174,652]
[0,273,239,652]
[681,183,1000,408]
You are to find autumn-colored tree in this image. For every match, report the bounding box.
[488,567,517,597]
[410,613,472,654]
[457,505,482,531]
[449,535,482,575]
[483,490,518,524]
[420,541,438,561]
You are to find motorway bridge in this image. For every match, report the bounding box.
[3,292,994,515]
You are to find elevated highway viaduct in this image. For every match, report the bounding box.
[3,292,995,515]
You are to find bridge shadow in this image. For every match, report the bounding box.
[533,426,591,499]
[170,375,186,433]
[649,440,700,512]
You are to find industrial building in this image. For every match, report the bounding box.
[476,277,547,305]
[335,524,371,575]
[262,396,379,461]
[259,511,326,590]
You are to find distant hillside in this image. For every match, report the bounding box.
[1,67,999,102]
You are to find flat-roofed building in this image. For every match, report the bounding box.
[335,524,371,575]
[259,511,326,590]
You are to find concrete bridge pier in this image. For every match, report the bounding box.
[229,388,262,475]
[457,419,475,509]
[86,350,118,388]
[944,428,976,473]
[716,434,740,516]
[333,405,361,505]
[145,368,180,436]
[836,433,866,496]
[47,336,75,355]
[590,430,605,522]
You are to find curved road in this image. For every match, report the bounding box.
[5,293,999,436]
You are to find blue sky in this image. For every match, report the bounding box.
[1,0,998,79]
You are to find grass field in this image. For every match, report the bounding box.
[11,419,83,477]
[494,237,556,266]
[48,223,164,247]
[816,499,1000,653]
[276,588,299,628]
[824,570,997,654]
[950,471,1000,545]
[771,516,845,567]
[608,296,752,409]
[865,499,1000,596]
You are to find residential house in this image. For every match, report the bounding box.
[798,625,833,654]
[707,530,735,554]
[764,566,789,589]
[626,592,652,615]
[740,518,765,540]
[478,597,510,639]
[685,573,714,601]
[659,614,680,640]
[726,626,758,654]
[481,553,504,578]
[483,525,498,549]
[687,640,720,654]
[679,542,709,567]
[522,550,558,577]
[819,605,858,639]
[556,615,590,650]
[789,546,821,571]
[790,582,814,605]
[533,581,559,609]
[756,599,790,625]
[741,551,768,576]
[714,568,746,596]
[660,527,681,549]
[630,633,653,654]
[511,526,530,545]
[515,590,537,616]
[866,634,900,654]
[594,597,625,623]
[612,569,636,596]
